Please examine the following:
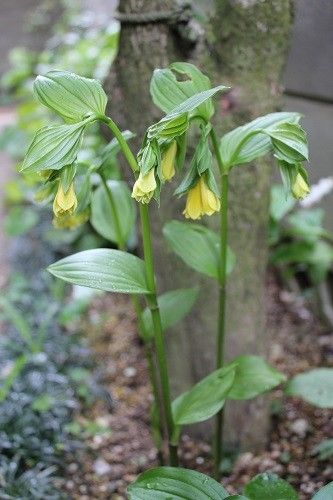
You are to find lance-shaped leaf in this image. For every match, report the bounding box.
[160,85,227,123]
[312,482,333,500]
[285,368,333,408]
[163,221,235,280]
[172,365,235,425]
[150,62,215,120]
[141,287,199,342]
[128,467,230,500]
[243,473,298,500]
[91,180,136,245]
[34,70,107,122]
[264,122,308,163]
[21,122,86,173]
[226,356,286,400]
[48,249,151,294]
[220,112,301,170]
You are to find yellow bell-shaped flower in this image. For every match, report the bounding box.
[292,173,310,200]
[183,177,221,220]
[53,181,78,217]
[131,169,157,204]
[53,208,90,229]
[161,141,177,181]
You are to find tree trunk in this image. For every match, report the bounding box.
[108,0,293,452]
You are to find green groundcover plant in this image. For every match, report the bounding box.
[21,64,333,497]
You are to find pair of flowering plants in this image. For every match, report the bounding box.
[22,63,312,495]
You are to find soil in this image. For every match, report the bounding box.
[63,272,333,500]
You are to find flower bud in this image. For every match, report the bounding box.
[292,173,310,200]
[53,181,77,217]
[161,141,177,182]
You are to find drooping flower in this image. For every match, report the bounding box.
[161,141,177,181]
[53,181,77,217]
[292,173,310,200]
[183,177,220,220]
[53,208,90,229]
[131,169,157,204]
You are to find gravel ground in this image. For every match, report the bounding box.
[63,272,333,500]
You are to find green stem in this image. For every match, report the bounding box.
[101,115,178,466]
[99,170,164,465]
[210,128,229,478]
[99,115,138,173]
[99,172,125,250]
[139,204,178,466]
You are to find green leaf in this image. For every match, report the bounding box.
[21,122,86,173]
[32,394,54,412]
[172,365,235,425]
[150,62,216,121]
[285,368,333,408]
[34,70,107,122]
[127,467,230,500]
[226,497,249,500]
[160,85,227,123]
[287,209,326,242]
[163,220,235,281]
[227,356,286,400]
[0,355,27,402]
[141,287,199,341]
[264,122,308,163]
[220,112,301,170]
[244,473,298,500]
[312,439,333,461]
[48,249,151,294]
[4,206,39,237]
[270,184,296,221]
[91,180,136,244]
[312,482,333,500]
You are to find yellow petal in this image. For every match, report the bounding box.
[132,169,156,203]
[199,177,221,216]
[183,181,203,220]
[161,141,177,181]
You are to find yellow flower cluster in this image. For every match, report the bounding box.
[183,177,220,220]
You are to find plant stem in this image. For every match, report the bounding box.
[101,115,178,465]
[139,204,178,466]
[99,172,125,250]
[99,170,164,464]
[210,128,229,478]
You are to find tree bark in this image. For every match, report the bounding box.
[108,0,294,452]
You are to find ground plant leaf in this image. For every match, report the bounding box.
[312,481,333,500]
[243,472,298,500]
[127,467,230,499]
[286,368,333,408]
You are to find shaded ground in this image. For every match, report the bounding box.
[64,273,333,500]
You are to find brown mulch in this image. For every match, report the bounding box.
[64,273,333,500]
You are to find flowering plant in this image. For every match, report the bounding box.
[22,64,315,493]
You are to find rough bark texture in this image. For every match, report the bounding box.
[108,0,293,451]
